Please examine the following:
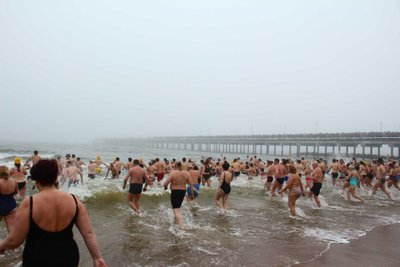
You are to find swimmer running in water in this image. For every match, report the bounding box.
[123,159,148,214]
[215,161,232,213]
[279,164,305,217]
[309,161,323,208]
[372,158,392,200]
[163,162,193,229]
[344,165,364,202]
[187,165,201,205]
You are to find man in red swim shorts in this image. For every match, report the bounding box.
[154,158,166,185]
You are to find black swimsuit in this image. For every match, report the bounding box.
[170,175,186,209]
[203,166,212,181]
[220,172,231,194]
[23,195,80,267]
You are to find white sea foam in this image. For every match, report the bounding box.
[168,226,193,238]
[302,227,366,244]
[195,247,219,255]
[294,207,308,219]
[230,227,244,237]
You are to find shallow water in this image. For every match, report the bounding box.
[1,143,400,267]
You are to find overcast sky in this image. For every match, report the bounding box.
[1,1,399,143]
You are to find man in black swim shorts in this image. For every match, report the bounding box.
[123,159,148,214]
[164,162,193,229]
[308,161,323,207]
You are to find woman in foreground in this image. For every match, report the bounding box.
[0,159,107,267]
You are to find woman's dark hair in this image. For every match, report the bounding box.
[30,159,58,186]
[222,162,230,171]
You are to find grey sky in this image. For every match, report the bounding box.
[1,1,399,143]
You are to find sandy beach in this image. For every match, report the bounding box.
[298,223,400,267]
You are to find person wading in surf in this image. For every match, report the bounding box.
[123,159,148,214]
[163,162,193,229]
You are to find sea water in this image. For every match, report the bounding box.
[1,142,399,267]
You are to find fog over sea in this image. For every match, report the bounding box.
[1,142,399,267]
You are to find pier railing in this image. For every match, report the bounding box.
[94,132,400,159]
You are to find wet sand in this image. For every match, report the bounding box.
[298,223,400,267]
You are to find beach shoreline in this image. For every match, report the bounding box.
[297,223,400,267]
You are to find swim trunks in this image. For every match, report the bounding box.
[267,176,274,183]
[88,174,95,179]
[276,178,285,185]
[310,182,322,196]
[171,190,186,209]
[203,173,211,181]
[186,184,200,198]
[233,171,240,177]
[331,172,338,179]
[129,183,143,194]
[157,172,164,182]
[68,180,79,187]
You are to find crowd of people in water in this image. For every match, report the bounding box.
[1,150,400,266]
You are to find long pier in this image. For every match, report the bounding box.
[95,132,400,159]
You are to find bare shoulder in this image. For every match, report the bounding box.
[19,196,31,209]
[169,170,178,177]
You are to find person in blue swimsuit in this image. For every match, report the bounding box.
[187,165,201,205]
[345,165,364,203]
[0,166,18,233]
[215,161,232,213]
[0,159,107,267]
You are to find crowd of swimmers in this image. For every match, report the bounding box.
[1,150,400,256]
